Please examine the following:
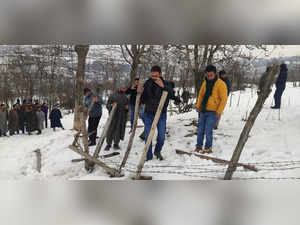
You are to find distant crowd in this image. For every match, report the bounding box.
[0,99,65,137]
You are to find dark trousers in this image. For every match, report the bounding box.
[45,114,48,128]
[274,86,285,108]
[88,116,101,144]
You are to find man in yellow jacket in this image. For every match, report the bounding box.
[195,65,228,154]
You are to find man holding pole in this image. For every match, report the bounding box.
[138,65,180,161]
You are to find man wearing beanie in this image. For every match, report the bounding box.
[84,88,104,146]
[195,65,228,154]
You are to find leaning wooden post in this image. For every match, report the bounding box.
[88,104,117,171]
[119,80,144,172]
[224,64,279,180]
[34,149,41,173]
[134,91,168,179]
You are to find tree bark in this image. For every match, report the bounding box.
[224,65,280,180]
[73,45,89,131]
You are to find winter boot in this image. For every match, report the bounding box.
[202,148,213,154]
[154,152,164,161]
[37,130,41,135]
[271,106,280,109]
[113,144,121,150]
[104,145,111,151]
[194,146,203,153]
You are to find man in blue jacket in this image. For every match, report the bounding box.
[271,63,288,109]
[138,65,181,161]
[84,88,104,146]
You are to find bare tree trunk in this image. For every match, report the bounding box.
[224,65,279,180]
[73,45,89,130]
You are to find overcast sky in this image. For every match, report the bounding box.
[267,45,300,58]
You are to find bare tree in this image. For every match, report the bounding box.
[73,45,89,131]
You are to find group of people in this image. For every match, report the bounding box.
[0,100,65,137]
[84,65,231,161]
[83,63,287,162]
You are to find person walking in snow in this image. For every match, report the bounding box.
[16,101,26,134]
[36,105,45,134]
[8,104,19,136]
[271,63,288,109]
[104,86,129,151]
[137,65,181,161]
[84,88,104,146]
[214,70,231,130]
[0,104,8,137]
[49,104,64,131]
[195,65,228,154]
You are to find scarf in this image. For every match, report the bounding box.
[201,76,218,112]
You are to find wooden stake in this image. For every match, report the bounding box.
[34,149,41,173]
[119,80,143,172]
[69,145,123,177]
[224,65,279,180]
[134,91,168,179]
[175,149,258,172]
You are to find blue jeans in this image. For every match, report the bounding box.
[144,113,167,160]
[196,111,218,149]
[130,104,145,128]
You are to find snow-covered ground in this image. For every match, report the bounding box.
[1,83,300,180]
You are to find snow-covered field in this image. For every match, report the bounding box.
[1,83,300,180]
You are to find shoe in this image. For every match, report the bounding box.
[194,147,203,153]
[202,148,213,154]
[139,132,145,141]
[113,144,121,150]
[154,152,164,161]
[214,126,218,130]
[104,145,111,151]
[271,106,280,109]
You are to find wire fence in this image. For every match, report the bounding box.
[102,159,300,180]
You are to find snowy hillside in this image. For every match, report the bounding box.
[1,83,300,180]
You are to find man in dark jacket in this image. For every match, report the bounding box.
[271,63,288,109]
[84,88,104,146]
[104,87,129,151]
[49,105,64,131]
[219,70,231,96]
[41,103,48,128]
[24,103,38,135]
[138,65,181,161]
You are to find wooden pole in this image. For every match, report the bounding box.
[135,91,168,179]
[119,80,144,172]
[69,145,122,177]
[175,149,258,172]
[34,149,41,173]
[224,65,279,180]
